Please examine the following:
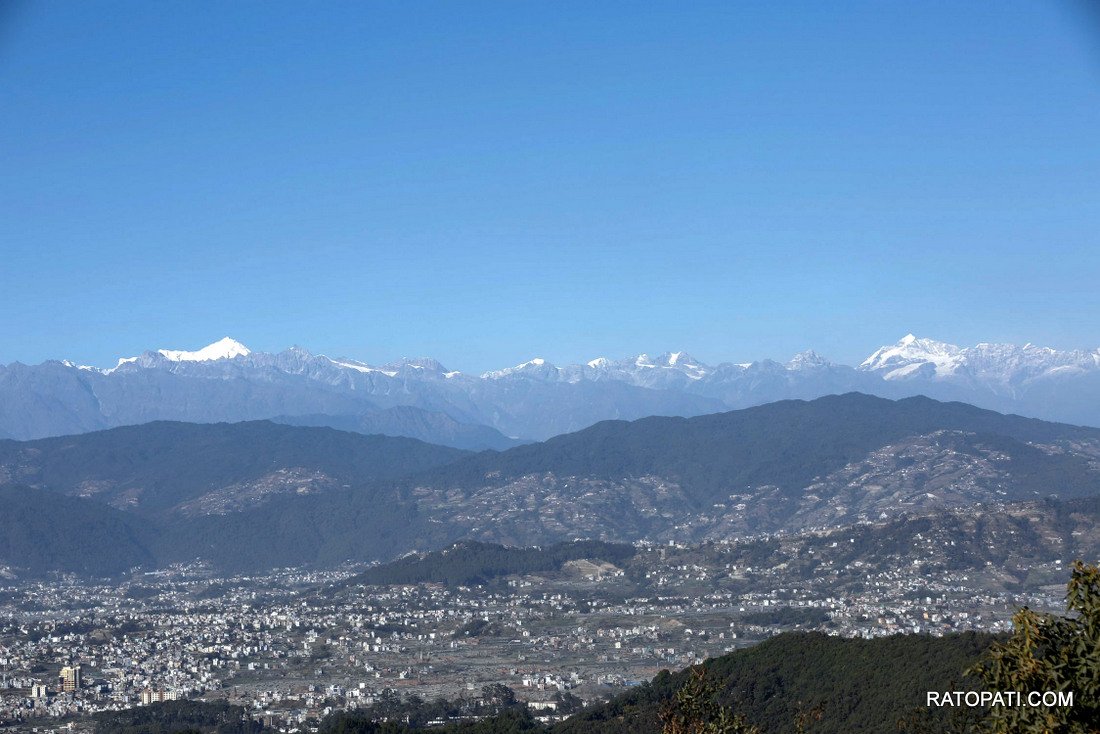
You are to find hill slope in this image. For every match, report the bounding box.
[273,406,524,451]
[416,393,1098,499]
[405,394,1100,544]
[348,540,635,587]
[0,485,155,576]
[553,631,995,734]
[1,394,1098,576]
[0,420,468,516]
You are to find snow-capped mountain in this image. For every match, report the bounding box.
[156,336,252,363]
[2,334,1099,444]
[480,351,712,388]
[859,334,1100,390]
[860,334,963,379]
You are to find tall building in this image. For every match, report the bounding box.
[142,688,178,705]
[59,665,81,692]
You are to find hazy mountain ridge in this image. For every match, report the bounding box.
[5,334,1100,444]
[271,406,525,451]
[0,420,467,516]
[0,394,1098,577]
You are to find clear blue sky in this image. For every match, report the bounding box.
[2,1,1098,371]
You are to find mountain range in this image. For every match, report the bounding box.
[3,334,1100,445]
[1,393,1098,577]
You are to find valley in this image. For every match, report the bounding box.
[0,503,1079,731]
[0,393,1097,731]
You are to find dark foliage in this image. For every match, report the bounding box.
[318,686,538,733]
[968,561,1100,733]
[553,631,996,734]
[0,485,155,576]
[92,699,266,734]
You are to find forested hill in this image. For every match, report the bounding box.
[407,393,1100,503]
[553,630,996,734]
[0,485,155,576]
[0,420,468,515]
[348,540,636,587]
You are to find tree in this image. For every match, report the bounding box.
[554,691,585,715]
[481,683,518,708]
[969,560,1100,733]
[659,665,760,734]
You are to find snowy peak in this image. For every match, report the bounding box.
[660,351,700,367]
[628,351,708,375]
[481,358,557,380]
[42,337,1100,398]
[787,350,833,371]
[655,351,708,379]
[383,357,449,374]
[59,360,97,371]
[859,334,963,379]
[859,335,1100,384]
[157,337,251,362]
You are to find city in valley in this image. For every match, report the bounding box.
[4,3,1098,732]
[0,512,1070,732]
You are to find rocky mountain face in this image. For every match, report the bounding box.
[0,394,1097,576]
[401,393,1100,545]
[4,334,1100,444]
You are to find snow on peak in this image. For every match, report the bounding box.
[323,356,398,377]
[60,359,98,372]
[787,350,832,370]
[858,335,1100,384]
[657,351,707,378]
[46,338,1100,394]
[622,351,708,379]
[859,334,962,376]
[660,351,700,366]
[158,337,251,362]
[481,357,555,379]
[402,357,448,372]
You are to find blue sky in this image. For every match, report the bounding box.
[2,1,1098,371]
